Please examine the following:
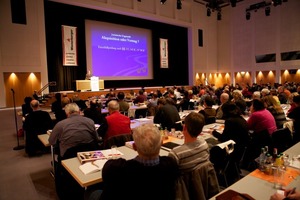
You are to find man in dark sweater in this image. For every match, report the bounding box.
[23,100,52,156]
[89,123,179,200]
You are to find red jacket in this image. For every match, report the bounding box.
[105,111,131,140]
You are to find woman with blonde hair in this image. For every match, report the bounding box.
[262,95,286,128]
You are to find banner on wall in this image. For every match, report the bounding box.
[62,25,78,66]
[160,38,168,68]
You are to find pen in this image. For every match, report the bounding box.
[284,187,296,200]
[285,187,296,198]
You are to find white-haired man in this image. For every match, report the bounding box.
[49,103,98,158]
[92,124,179,200]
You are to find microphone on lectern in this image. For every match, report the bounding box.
[11,88,15,93]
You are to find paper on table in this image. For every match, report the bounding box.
[289,156,300,169]
[101,149,124,158]
[79,159,107,175]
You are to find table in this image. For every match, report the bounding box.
[209,142,300,200]
[60,122,223,188]
[61,146,170,187]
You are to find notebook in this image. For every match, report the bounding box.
[79,159,107,175]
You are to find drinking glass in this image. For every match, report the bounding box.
[272,166,285,189]
[111,145,118,159]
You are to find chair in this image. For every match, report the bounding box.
[55,141,99,200]
[242,129,272,171]
[134,108,147,118]
[206,116,216,124]
[272,128,293,154]
[102,133,133,149]
[210,140,240,187]
[175,161,220,200]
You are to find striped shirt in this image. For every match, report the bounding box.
[168,138,210,173]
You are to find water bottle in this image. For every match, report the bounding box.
[259,147,266,171]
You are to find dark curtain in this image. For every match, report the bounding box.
[44,0,188,91]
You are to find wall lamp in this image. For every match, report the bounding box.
[240,71,246,78]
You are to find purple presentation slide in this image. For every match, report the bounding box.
[86,20,153,80]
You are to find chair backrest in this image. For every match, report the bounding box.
[176,161,220,200]
[242,129,272,171]
[103,133,133,149]
[272,127,293,153]
[61,141,99,160]
[210,145,230,171]
[206,116,216,124]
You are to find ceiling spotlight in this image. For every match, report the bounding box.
[230,0,237,7]
[177,0,182,10]
[265,7,270,16]
[207,8,211,16]
[272,0,282,6]
[217,11,222,20]
[160,0,166,4]
[246,12,251,20]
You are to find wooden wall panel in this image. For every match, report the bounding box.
[4,72,41,107]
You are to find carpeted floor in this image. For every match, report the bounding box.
[0,108,58,200]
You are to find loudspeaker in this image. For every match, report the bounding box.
[11,0,27,24]
[198,29,203,47]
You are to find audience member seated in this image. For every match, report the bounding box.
[178,90,191,111]
[168,112,219,199]
[84,99,105,125]
[21,96,33,117]
[49,103,99,159]
[49,103,99,200]
[133,89,147,104]
[88,124,179,200]
[72,94,87,111]
[247,99,277,135]
[270,188,300,200]
[252,91,261,100]
[54,96,70,124]
[32,90,41,102]
[51,92,62,114]
[277,86,289,104]
[199,95,216,124]
[97,100,131,148]
[287,95,300,143]
[213,102,250,165]
[154,98,181,131]
[117,91,129,114]
[105,88,116,99]
[241,86,252,99]
[23,100,52,156]
[147,92,159,116]
[215,92,229,119]
[262,95,287,128]
[105,92,117,108]
[261,88,270,97]
[287,92,299,114]
[167,88,177,102]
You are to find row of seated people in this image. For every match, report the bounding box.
[48,103,220,200]
[22,95,296,198]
